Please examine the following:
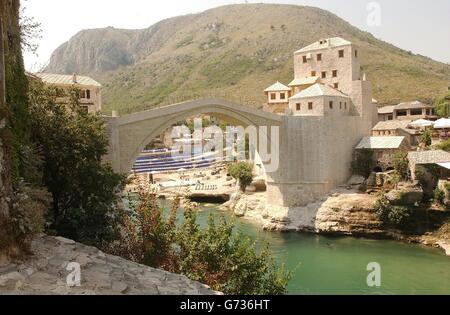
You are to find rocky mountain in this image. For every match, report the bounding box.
[45,3,450,114]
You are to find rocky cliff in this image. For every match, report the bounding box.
[222,188,384,237]
[0,235,217,295]
[45,4,450,114]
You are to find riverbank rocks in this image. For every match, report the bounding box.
[314,193,385,236]
[437,242,450,256]
[0,235,218,295]
[385,184,423,206]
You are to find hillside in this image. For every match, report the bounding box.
[45,3,450,115]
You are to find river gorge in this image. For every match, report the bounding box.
[194,203,450,295]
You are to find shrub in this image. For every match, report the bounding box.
[111,183,291,295]
[433,188,445,205]
[375,194,413,227]
[351,149,375,178]
[228,162,254,192]
[420,130,432,148]
[415,165,439,201]
[392,151,409,180]
[435,92,450,118]
[436,139,450,152]
[0,181,51,257]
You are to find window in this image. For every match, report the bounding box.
[280,93,286,100]
[311,71,316,77]
[296,103,301,111]
[329,101,333,109]
[334,83,339,89]
[396,110,407,117]
[308,102,313,110]
[339,50,344,58]
[302,56,307,63]
[387,115,393,120]
[345,102,347,110]
[80,106,89,114]
[321,71,327,79]
[270,93,276,100]
[317,53,322,61]
[355,50,358,58]
[80,90,86,99]
[332,70,338,78]
[340,102,342,110]
[86,89,91,99]
[411,109,423,116]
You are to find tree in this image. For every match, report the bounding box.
[351,149,375,178]
[420,129,432,148]
[435,92,450,118]
[228,162,254,192]
[28,82,126,246]
[392,151,409,180]
[111,183,291,295]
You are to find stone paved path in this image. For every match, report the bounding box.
[0,235,217,295]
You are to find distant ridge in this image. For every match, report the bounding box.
[45,3,450,114]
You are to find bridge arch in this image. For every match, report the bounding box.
[105,98,283,174]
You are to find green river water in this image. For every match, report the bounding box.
[192,204,450,295]
[143,198,449,295]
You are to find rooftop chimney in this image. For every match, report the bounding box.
[72,73,77,83]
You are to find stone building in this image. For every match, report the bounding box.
[263,82,291,114]
[34,73,102,114]
[356,136,409,171]
[260,37,376,206]
[264,36,375,126]
[408,150,450,181]
[378,101,436,122]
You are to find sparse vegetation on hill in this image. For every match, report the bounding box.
[44,4,450,115]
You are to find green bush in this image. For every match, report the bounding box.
[420,130,432,148]
[436,139,450,152]
[415,165,440,201]
[375,195,413,227]
[351,149,375,178]
[228,162,254,192]
[28,82,127,246]
[433,188,445,205]
[435,92,450,118]
[0,181,51,257]
[111,187,291,295]
[392,152,409,180]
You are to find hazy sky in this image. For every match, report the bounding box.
[23,0,450,71]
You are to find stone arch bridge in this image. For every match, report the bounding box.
[104,98,365,208]
[104,98,282,175]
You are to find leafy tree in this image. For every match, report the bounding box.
[392,151,409,180]
[420,130,432,148]
[228,162,254,191]
[28,82,126,246]
[435,92,450,118]
[111,184,291,295]
[351,149,375,178]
